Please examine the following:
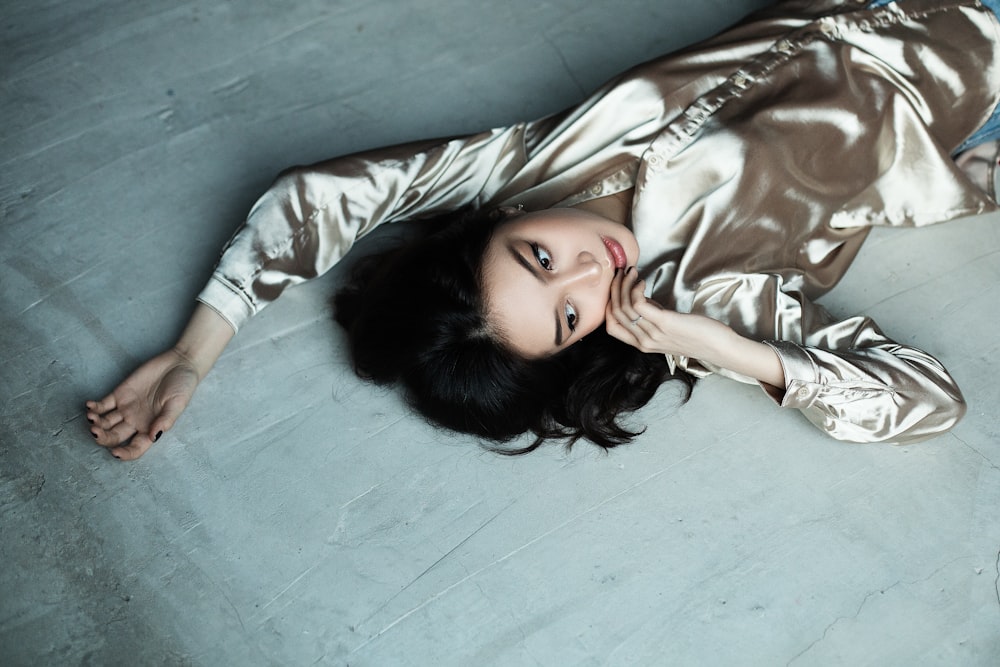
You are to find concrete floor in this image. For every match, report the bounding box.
[2,0,999,665]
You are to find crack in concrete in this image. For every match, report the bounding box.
[994,548,1000,611]
[785,583,900,667]
[542,33,586,98]
[950,433,1000,472]
[785,556,975,666]
[220,587,246,634]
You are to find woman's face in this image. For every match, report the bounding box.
[481,208,639,358]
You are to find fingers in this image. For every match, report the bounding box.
[607,268,649,347]
[86,395,131,444]
[606,268,681,355]
[609,267,650,326]
[86,393,184,460]
[609,267,634,319]
[91,419,137,448]
[88,409,124,431]
[86,395,117,414]
[95,424,163,461]
[111,433,155,461]
[86,394,122,430]
[84,349,202,461]
[90,417,161,461]
[85,396,152,458]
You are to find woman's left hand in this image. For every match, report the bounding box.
[605,268,786,388]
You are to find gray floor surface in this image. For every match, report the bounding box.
[2,0,999,665]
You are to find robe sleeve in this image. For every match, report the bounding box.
[688,273,966,444]
[197,125,528,331]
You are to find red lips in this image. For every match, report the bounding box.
[602,236,628,269]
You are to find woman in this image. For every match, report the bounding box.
[87,0,1000,459]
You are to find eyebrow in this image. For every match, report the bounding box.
[508,244,563,347]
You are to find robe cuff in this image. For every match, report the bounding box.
[195,273,253,333]
[760,340,821,409]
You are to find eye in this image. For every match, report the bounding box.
[565,302,578,332]
[530,243,552,270]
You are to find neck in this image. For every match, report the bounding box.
[571,187,635,226]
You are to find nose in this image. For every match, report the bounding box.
[555,253,601,288]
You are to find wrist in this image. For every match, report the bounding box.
[173,303,235,380]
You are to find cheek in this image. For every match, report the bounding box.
[579,316,605,338]
[579,295,611,336]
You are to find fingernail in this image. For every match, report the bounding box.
[154,431,163,442]
[87,418,94,424]
[91,431,98,439]
[112,452,121,460]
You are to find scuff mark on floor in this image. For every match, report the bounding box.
[357,500,515,630]
[212,77,251,98]
[252,561,322,622]
[339,483,381,510]
[17,264,100,316]
[351,441,721,654]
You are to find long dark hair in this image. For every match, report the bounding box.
[333,208,695,455]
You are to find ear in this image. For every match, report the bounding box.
[490,204,526,221]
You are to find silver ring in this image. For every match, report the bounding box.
[630,315,643,325]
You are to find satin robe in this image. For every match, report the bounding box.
[198,0,1000,443]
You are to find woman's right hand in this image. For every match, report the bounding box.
[86,349,200,460]
[87,303,236,460]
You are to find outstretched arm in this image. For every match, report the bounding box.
[87,126,531,459]
[86,304,234,460]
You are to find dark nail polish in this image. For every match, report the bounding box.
[87,418,94,424]
[91,432,98,438]
[154,431,163,442]
[112,453,121,460]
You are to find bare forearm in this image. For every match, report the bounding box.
[698,321,785,389]
[174,303,236,380]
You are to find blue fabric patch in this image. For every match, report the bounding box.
[867,0,1000,152]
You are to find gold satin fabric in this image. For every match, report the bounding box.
[198,0,1000,443]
